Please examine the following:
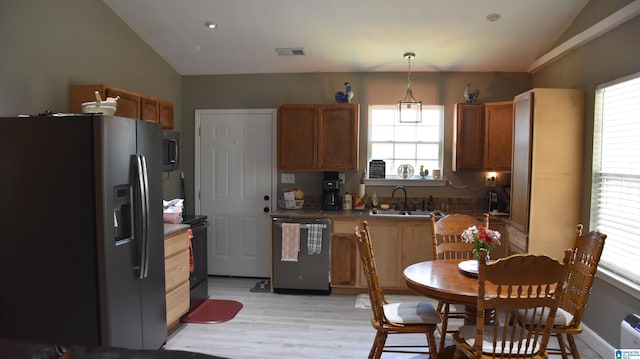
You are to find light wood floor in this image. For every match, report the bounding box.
[164,276,603,359]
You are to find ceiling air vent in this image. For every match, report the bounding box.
[276,47,306,56]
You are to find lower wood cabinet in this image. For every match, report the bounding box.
[164,229,191,330]
[331,220,359,287]
[363,221,402,288]
[331,218,434,291]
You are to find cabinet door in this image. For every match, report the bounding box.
[140,97,159,123]
[277,105,318,170]
[401,222,433,289]
[453,103,485,171]
[318,104,359,171]
[330,233,357,286]
[484,102,513,171]
[105,87,140,119]
[366,221,402,288]
[159,99,174,129]
[488,222,509,259]
[510,92,533,233]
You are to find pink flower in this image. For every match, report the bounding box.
[461,225,501,256]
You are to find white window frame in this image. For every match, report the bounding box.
[366,104,444,184]
[590,71,640,299]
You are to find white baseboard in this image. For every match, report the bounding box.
[582,323,615,358]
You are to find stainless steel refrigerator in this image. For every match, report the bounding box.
[0,114,166,349]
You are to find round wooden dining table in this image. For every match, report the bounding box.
[403,259,494,324]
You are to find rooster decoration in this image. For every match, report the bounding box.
[335,82,354,103]
[464,83,480,104]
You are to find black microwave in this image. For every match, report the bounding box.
[162,131,180,172]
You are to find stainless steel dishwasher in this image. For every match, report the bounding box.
[271,217,332,294]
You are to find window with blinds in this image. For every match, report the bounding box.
[590,72,640,285]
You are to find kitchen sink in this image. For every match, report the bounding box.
[370,209,446,219]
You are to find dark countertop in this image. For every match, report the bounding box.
[270,208,508,223]
[164,223,190,236]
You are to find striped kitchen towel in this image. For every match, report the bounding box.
[307,224,323,255]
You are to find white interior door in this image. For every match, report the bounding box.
[195,109,276,277]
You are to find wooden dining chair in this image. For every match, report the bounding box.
[430,212,489,349]
[544,224,607,359]
[355,221,440,359]
[453,248,573,359]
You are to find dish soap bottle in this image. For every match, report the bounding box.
[371,192,379,213]
[427,195,435,211]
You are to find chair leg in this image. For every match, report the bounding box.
[566,334,581,359]
[453,345,463,359]
[557,332,570,359]
[439,302,450,350]
[426,330,439,359]
[371,330,387,359]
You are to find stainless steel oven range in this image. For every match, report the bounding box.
[181,214,209,311]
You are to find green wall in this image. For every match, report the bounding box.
[532,1,640,348]
[1,0,637,350]
[0,0,182,199]
[180,72,531,213]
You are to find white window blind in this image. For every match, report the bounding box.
[368,105,443,177]
[590,72,640,285]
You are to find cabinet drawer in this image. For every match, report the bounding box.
[166,281,190,329]
[165,230,190,258]
[165,250,190,292]
[333,220,358,234]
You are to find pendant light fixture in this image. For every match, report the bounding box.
[398,52,422,123]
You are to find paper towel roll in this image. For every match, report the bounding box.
[343,194,352,210]
[359,184,366,197]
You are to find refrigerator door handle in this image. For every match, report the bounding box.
[134,154,151,279]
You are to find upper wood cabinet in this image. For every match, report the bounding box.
[158,99,175,130]
[452,102,513,172]
[69,84,175,129]
[453,103,484,171]
[483,101,514,171]
[278,104,359,171]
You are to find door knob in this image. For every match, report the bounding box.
[263,207,270,213]
[264,195,270,201]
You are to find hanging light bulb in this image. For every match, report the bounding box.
[398,52,422,123]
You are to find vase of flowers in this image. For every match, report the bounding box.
[461,225,501,262]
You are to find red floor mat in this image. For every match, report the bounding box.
[181,299,243,324]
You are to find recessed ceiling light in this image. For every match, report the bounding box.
[486,13,501,22]
[204,21,217,29]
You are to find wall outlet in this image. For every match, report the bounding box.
[338,173,346,183]
[281,173,295,184]
[484,175,497,187]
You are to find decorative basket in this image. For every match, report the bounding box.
[278,199,304,210]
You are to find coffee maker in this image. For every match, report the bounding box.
[322,172,340,210]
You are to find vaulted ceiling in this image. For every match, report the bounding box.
[102,0,589,75]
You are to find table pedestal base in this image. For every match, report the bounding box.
[464,306,495,325]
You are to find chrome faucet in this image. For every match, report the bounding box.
[391,185,408,210]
